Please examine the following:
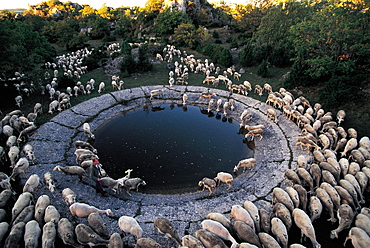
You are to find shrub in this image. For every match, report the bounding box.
[257,60,269,78]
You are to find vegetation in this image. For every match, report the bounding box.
[0,0,369,136]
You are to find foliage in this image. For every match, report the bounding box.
[239,41,255,67]
[0,20,56,78]
[119,41,153,76]
[257,59,269,77]
[154,8,191,35]
[197,43,232,67]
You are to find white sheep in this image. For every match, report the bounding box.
[15,95,23,107]
[118,215,143,239]
[48,100,59,114]
[214,172,233,190]
[267,108,278,123]
[44,205,60,224]
[10,157,29,179]
[23,174,40,193]
[62,188,77,206]
[98,82,105,94]
[82,123,95,139]
[69,202,113,218]
[233,158,256,173]
[22,144,35,164]
[201,219,239,248]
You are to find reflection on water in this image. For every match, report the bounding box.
[94,104,253,194]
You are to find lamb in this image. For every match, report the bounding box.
[69,202,113,218]
[154,216,181,246]
[292,208,321,248]
[53,165,87,181]
[44,172,56,194]
[10,157,29,179]
[34,194,51,226]
[198,177,216,196]
[201,219,239,248]
[330,204,354,239]
[44,205,60,224]
[57,218,83,248]
[120,177,146,196]
[82,122,95,139]
[118,215,143,239]
[24,220,42,248]
[23,144,36,164]
[214,172,233,190]
[233,158,256,173]
[42,221,57,248]
[23,174,40,193]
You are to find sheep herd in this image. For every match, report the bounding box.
[0,42,369,248]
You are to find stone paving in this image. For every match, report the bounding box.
[25,85,308,247]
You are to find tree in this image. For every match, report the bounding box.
[154,8,191,35]
[257,59,269,78]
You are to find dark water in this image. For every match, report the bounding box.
[93,104,253,194]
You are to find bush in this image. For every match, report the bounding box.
[215,39,222,44]
[257,60,269,78]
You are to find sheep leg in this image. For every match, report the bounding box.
[126,188,132,196]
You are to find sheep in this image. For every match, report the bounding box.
[53,165,87,181]
[34,194,51,226]
[292,208,321,248]
[15,95,23,107]
[309,195,323,223]
[118,215,143,239]
[263,83,273,93]
[34,103,43,114]
[296,137,321,151]
[232,221,261,247]
[344,227,370,248]
[82,122,95,140]
[57,218,82,248]
[344,174,365,203]
[42,221,57,248]
[205,212,232,233]
[181,235,204,248]
[330,204,354,239]
[0,189,13,208]
[149,89,163,100]
[74,141,97,155]
[10,157,29,179]
[315,187,336,223]
[272,187,294,212]
[120,177,146,196]
[320,182,341,211]
[98,82,105,94]
[182,93,187,105]
[342,138,358,157]
[0,222,9,244]
[233,158,256,173]
[87,212,110,239]
[195,229,228,248]
[201,219,239,248]
[273,202,292,231]
[23,144,36,164]
[12,204,34,227]
[154,216,181,246]
[62,188,77,206]
[8,146,20,168]
[4,222,25,248]
[2,125,14,137]
[254,84,263,96]
[216,98,222,112]
[267,108,278,123]
[48,100,59,114]
[43,172,56,195]
[6,136,17,148]
[271,217,288,248]
[259,208,271,234]
[17,125,37,143]
[69,202,113,218]
[136,237,161,248]
[44,205,60,224]
[293,184,309,213]
[231,205,255,231]
[198,177,216,196]
[258,232,281,248]
[214,172,233,190]
[245,128,264,141]
[23,174,40,193]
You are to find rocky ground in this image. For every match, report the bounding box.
[18,85,306,247]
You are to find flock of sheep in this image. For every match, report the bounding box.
[0,42,369,248]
